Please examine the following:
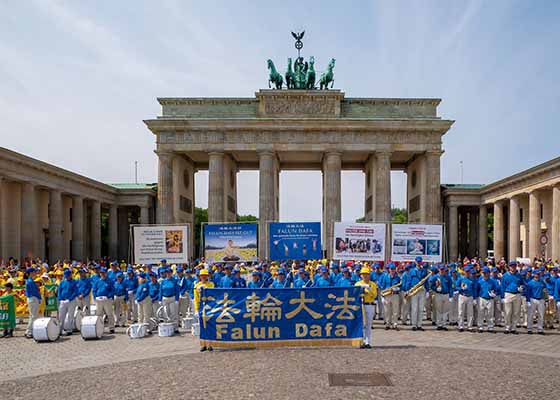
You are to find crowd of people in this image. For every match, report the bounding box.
[1,255,559,349]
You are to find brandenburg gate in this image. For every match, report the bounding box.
[144,89,454,259]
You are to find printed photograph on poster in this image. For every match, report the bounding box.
[391,224,443,262]
[333,222,386,261]
[269,222,322,261]
[204,223,258,263]
[133,225,189,265]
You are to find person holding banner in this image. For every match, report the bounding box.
[1,282,15,338]
[271,269,290,288]
[58,269,79,335]
[24,267,41,339]
[314,266,333,287]
[194,269,214,352]
[355,267,377,348]
[232,267,247,288]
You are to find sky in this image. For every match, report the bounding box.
[1,1,559,222]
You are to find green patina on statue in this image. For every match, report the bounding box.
[266,32,335,90]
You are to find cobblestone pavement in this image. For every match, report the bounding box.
[2,320,560,399]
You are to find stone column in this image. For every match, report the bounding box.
[508,196,520,260]
[468,209,477,257]
[493,202,504,261]
[478,205,488,259]
[552,185,560,262]
[208,152,224,223]
[425,150,442,223]
[118,207,130,261]
[528,191,540,259]
[20,182,37,259]
[156,151,174,224]
[448,205,459,261]
[109,204,118,259]
[71,196,84,261]
[375,151,391,222]
[364,156,377,222]
[323,152,342,258]
[140,206,150,225]
[90,200,101,260]
[49,189,63,262]
[258,151,277,260]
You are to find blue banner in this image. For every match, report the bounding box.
[199,287,363,348]
[269,222,322,261]
[204,223,258,264]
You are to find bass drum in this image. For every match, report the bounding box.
[74,308,84,332]
[80,315,104,340]
[33,317,60,342]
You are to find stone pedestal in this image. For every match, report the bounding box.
[71,196,84,261]
[322,152,341,258]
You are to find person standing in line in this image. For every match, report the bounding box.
[93,267,115,334]
[502,261,524,334]
[24,267,41,339]
[57,269,78,335]
[113,272,128,328]
[477,266,498,333]
[355,267,377,349]
[526,269,546,335]
[194,269,215,352]
[124,268,138,323]
[135,272,152,331]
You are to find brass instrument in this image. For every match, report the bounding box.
[381,281,401,297]
[405,271,432,299]
[543,288,556,329]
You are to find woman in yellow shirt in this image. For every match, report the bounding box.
[355,267,377,349]
[194,269,215,352]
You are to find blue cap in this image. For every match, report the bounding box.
[482,266,490,273]
[100,267,107,273]
[341,267,349,273]
[508,261,517,267]
[255,265,263,270]
[138,272,147,279]
[491,267,498,273]
[26,267,36,273]
[185,268,192,273]
[161,259,167,264]
[233,267,240,273]
[176,266,183,273]
[116,272,124,279]
[127,268,134,274]
[63,269,72,277]
[552,266,558,272]
[252,271,261,276]
[80,268,88,273]
[544,272,551,278]
[224,264,232,270]
[388,263,396,270]
[405,264,412,270]
[320,266,328,273]
[92,264,100,269]
[277,269,286,275]
[415,256,423,263]
[149,271,156,277]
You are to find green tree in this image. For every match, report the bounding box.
[391,208,407,224]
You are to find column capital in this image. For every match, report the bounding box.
[425,149,444,157]
[208,151,225,157]
[324,150,342,158]
[257,150,275,158]
[155,150,175,162]
[375,150,392,157]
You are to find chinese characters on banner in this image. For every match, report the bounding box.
[203,223,258,264]
[269,222,322,261]
[391,224,443,263]
[199,287,363,348]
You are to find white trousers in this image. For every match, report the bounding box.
[363,304,374,345]
[178,295,192,317]
[433,293,449,327]
[76,296,91,315]
[138,297,153,326]
[162,296,178,324]
[527,298,544,332]
[504,292,521,331]
[449,293,459,323]
[458,295,474,329]
[127,291,138,322]
[58,299,77,333]
[478,298,495,329]
[25,297,40,336]
[96,298,115,330]
[410,288,425,328]
[114,295,126,326]
[493,297,502,324]
[399,292,409,323]
[382,294,399,327]
[375,294,384,319]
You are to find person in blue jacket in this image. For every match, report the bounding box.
[93,267,115,333]
[124,268,139,323]
[314,266,333,288]
[113,273,128,327]
[135,272,152,329]
[219,265,235,288]
[378,263,401,330]
[457,266,478,332]
[431,264,452,331]
[271,269,290,288]
[176,266,193,317]
[501,261,524,334]
[294,269,312,288]
[248,271,264,288]
[477,266,498,332]
[148,271,161,318]
[232,267,247,288]
[58,269,79,335]
[24,267,42,338]
[526,269,546,334]
[336,268,353,287]
[77,268,92,315]
[107,261,120,281]
[159,268,179,330]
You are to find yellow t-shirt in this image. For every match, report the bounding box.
[193,281,215,312]
[355,280,378,303]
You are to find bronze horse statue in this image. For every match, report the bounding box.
[306,56,316,89]
[285,58,295,89]
[267,59,283,89]
[319,58,335,90]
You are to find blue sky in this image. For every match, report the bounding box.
[1,1,559,222]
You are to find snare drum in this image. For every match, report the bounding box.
[33,317,60,342]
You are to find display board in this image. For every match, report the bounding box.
[269,222,322,261]
[333,222,386,261]
[391,224,443,263]
[203,223,258,263]
[133,225,189,264]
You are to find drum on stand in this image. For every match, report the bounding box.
[80,315,104,340]
[33,317,60,342]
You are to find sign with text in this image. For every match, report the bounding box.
[333,222,386,261]
[133,225,189,264]
[0,294,16,330]
[269,222,322,261]
[199,287,363,348]
[391,224,443,263]
[203,223,258,264]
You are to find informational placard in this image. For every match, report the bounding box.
[204,223,258,264]
[333,222,386,261]
[391,224,443,263]
[269,222,322,261]
[133,225,189,265]
[200,287,363,348]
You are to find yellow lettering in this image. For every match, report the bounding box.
[231,327,243,340]
[295,323,308,337]
[309,324,321,337]
[246,323,252,339]
[268,326,280,339]
[253,327,266,339]
[325,322,332,336]
[335,325,347,337]
[216,324,227,339]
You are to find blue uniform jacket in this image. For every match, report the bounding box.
[478,277,498,299]
[149,281,160,301]
[313,275,332,288]
[431,273,452,296]
[526,279,546,300]
[336,276,353,287]
[378,273,401,292]
[232,276,247,288]
[159,278,178,300]
[294,278,311,288]
[58,279,78,301]
[135,282,150,302]
[554,278,560,301]
[220,275,234,289]
[77,277,92,297]
[124,276,139,293]
[107,270,120,282]
[271,279,289,288]
[25,277,41,300]
[93,278,114,298]
[502,272,524,296]
[457,276,478,298]
[212,271,224,287]
[113,280,128,300]
[177,276,194,297]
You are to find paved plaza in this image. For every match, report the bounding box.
[2,321,559,400]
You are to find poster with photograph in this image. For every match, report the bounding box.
[391,224,443,263]
[203,223,258,263]
[333,222,386,261]
[133,225,189,265]
[269,222,322,261]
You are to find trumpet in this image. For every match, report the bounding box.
[405,271,432,299]
[381,281,401,297]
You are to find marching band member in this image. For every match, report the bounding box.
[378,263,401,330]
[232,267,247,288]
[219,265,234,288]
[502,261,523,334]
[490,267,503,326]
[400,264,412,325]
[431,264,452,331]
[176,266,193,316]
[148,271,161,317]
[355,267,377,349]
[107,261,120,281]
[457,265,478,332]
[93,267,115,334]
[336,267,353,287]
[76,268,92,315]
[113,272,128,328]
[478,266,498,333]
[407,257,427,331]
[135,272,152,330]
[160,267,179,332]
[271,269,289,288]
[313,266,332,287]
[248,271,264,288]
[24,267,41,339]
[57,269,78,335]
[194,269,214,352]
[124,268,139,323]
[526,269,546,335]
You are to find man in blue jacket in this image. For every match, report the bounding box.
[124,268,139,323]
[431,264,452,331]
[113,273,128,328]
[76,268,92,315]
[378,263,401,330]
[135,272,152,328]
[457,266,478,332]
[58,269,78,335]
[477,266,498,333]
[93,267,115,334]
[24,267,42,338]
[502,261,524,334]
[159,267,179,330]
[526,269,546,334]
